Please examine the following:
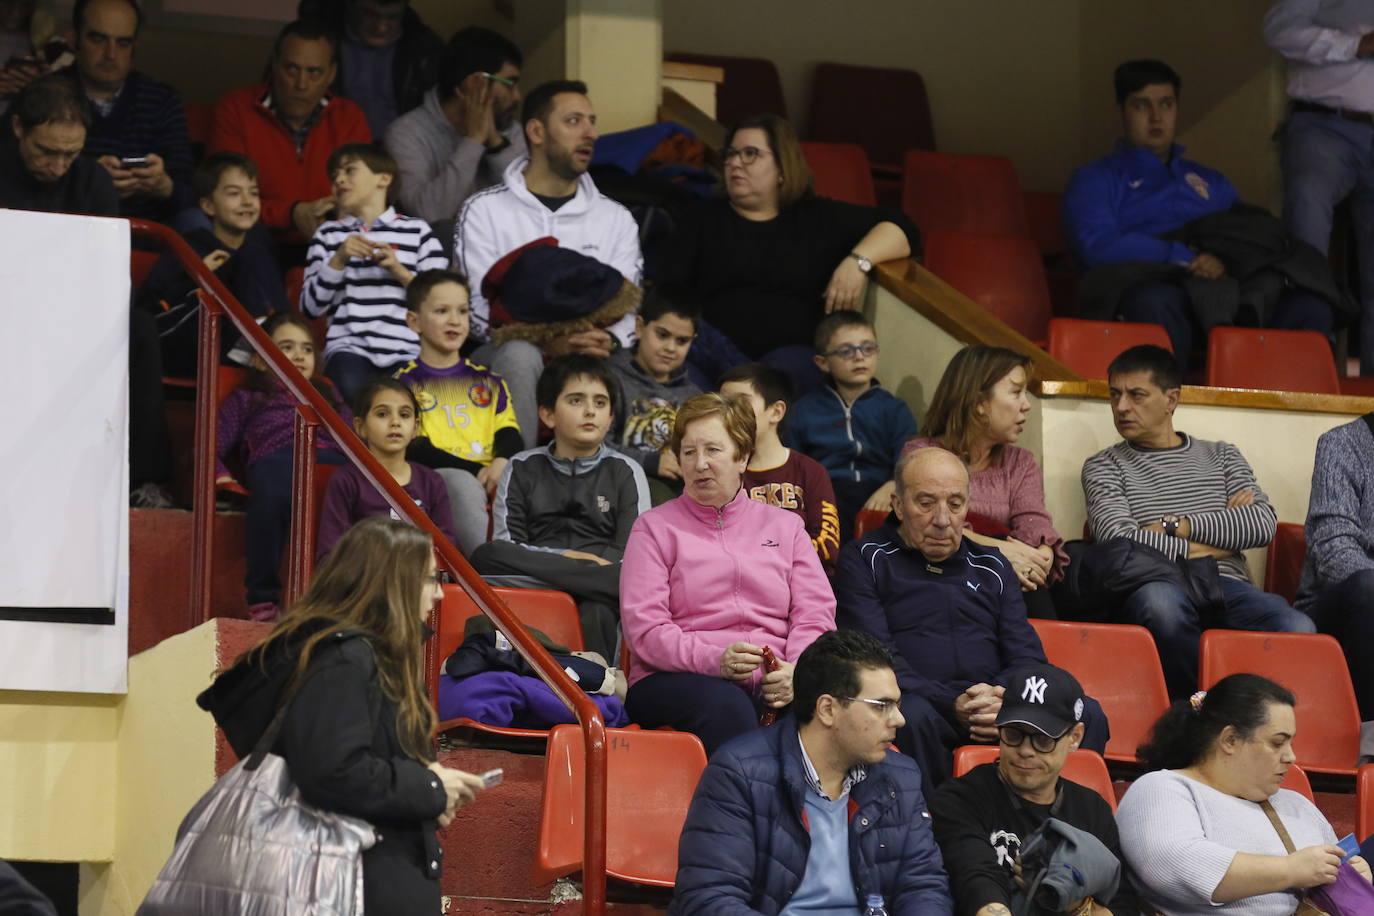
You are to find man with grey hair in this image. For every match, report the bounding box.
[836,447,1109,799]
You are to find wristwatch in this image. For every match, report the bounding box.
[850,251,873,274]
[1162,514,1181,537]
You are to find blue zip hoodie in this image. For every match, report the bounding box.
[1063,141,1239,268]
[786,380,917,488]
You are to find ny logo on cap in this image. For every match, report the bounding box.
[1022,676,1048,704]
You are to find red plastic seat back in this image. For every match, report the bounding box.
[436,584,584,664]
[1199,630,1359,774]
[665,52,787,124]
[1023,190,1068,258]
[1206,327,1339,394]
[800,141,877,207]
[536,725,708,887]
[953,746,1116,812]
[1358,763,1374,841]
[854,508,888,540]
[807,62,935,170]
[1047,318,1173,380]
[1281,762,1314,801]
[923,230,1051,342]
[1030,620,1169,764]
[185,102,212,145]
[1264,523,1306,605]
[901,150,1028,237]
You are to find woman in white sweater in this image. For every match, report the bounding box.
[1117,674,1371,916]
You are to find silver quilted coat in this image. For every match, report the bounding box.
[137,750,378,915]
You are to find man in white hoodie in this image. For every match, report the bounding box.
[455,79,643,442]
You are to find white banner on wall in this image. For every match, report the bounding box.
[0,209,130,693]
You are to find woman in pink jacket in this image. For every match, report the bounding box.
[620,392,836,755]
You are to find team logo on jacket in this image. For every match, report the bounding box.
[1185,171,1210,200]
[597,495,610,513]
[990,829,1022,868]
[469,382,493,408]
[415,388,438,411]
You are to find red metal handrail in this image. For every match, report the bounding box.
[128,218,610,913]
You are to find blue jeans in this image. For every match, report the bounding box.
[1280,111,1374,372]
[324,351,403,410]
[1120,576,1316,698]
[244,445,346,605]
[1309,568,1374,719]
[1118,280,1335,372]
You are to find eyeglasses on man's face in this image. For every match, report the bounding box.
[843,696,900,717]
[999,725,1063,754]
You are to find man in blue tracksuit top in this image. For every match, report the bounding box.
[1062,58,1334,364]
[671,630,952,916]
[835,447,1110,802]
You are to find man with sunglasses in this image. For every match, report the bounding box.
[673,630,953,916]
[837,447,1110,802]
[930,664,1138,916]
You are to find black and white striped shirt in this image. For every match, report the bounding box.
[1081,432,1276,581]
[301,207,448,367]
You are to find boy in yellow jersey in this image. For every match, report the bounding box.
[394,268,521,553]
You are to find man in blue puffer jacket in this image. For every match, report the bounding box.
[671,630,952,916]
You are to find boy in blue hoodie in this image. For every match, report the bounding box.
[786,310,916,542]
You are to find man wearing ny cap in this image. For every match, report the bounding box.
[930,664,1139,916]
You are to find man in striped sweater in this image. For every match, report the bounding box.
[1082,345,1314,697]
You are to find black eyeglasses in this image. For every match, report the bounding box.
[999,725,1062,754]
[824,342,880,360]
[425,569,454,588]
[722,146,772,165]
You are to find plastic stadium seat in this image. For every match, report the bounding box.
[1047,318,1173,380]
[807,63,935,174]
[131,249,160,289]
[1205,327,1339,394]
[285,265,305,308]
[1199,630,1359,776]
[664,52,787,125]
[536,724,707,887]
[900,150,1028,237]
[1023,190,1068,258]
[436,584,584,667]
[1264,523,1306,606]
[1030,620,1169,764]
[952,746,1117,812]
[923,230,1052,342]
[800,142,877,207]
[185,102,212,146]
[854,509,888,540]
[1281,763,1314,802]
[1359,763,1374,841]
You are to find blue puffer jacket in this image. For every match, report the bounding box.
[671,719,952,916]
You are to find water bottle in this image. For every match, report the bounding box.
[863,893,889,916]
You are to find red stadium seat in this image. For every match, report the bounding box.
[664,52,787,125]
[854,509,888,540]
[1030,620,1169,764]
[1205,327,1339,394]
[807,63,935,176]
[923,230,1052,342]
[1282,762,1315,802]
[1199,630,1359,775]
[536,724,707,887]
[1358,763,1374,841]
[285,265,305,308]
[184,102,212,146]
[1047,318,1173,380]
[800,142,877,207]
[1023,190,1068,258]
[900,150,1028,238]
[1264,523,1306,606]
[435,584,585,742]
[953,745,1117,812]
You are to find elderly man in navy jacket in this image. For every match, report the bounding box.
[836,447,1109,801]
[672,629,952,916]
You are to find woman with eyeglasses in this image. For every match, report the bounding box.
[1117,674,1372,916]
[619,392,836,756]
[197,517,486,915]
[662,113,918,395]
[902,346,1068,618]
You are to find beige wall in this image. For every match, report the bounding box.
[663,0,1284,204]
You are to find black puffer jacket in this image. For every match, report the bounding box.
[198,628,448,916]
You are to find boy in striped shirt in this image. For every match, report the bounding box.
[302,142,448,403]
[1082,344,1315,697]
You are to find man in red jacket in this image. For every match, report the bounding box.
[208,19,370,247]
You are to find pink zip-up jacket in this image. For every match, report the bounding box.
[619,487,836,689]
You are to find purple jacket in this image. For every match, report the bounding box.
[316,461,458,560]
[216,382,350,480]
[619,488,836,689]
